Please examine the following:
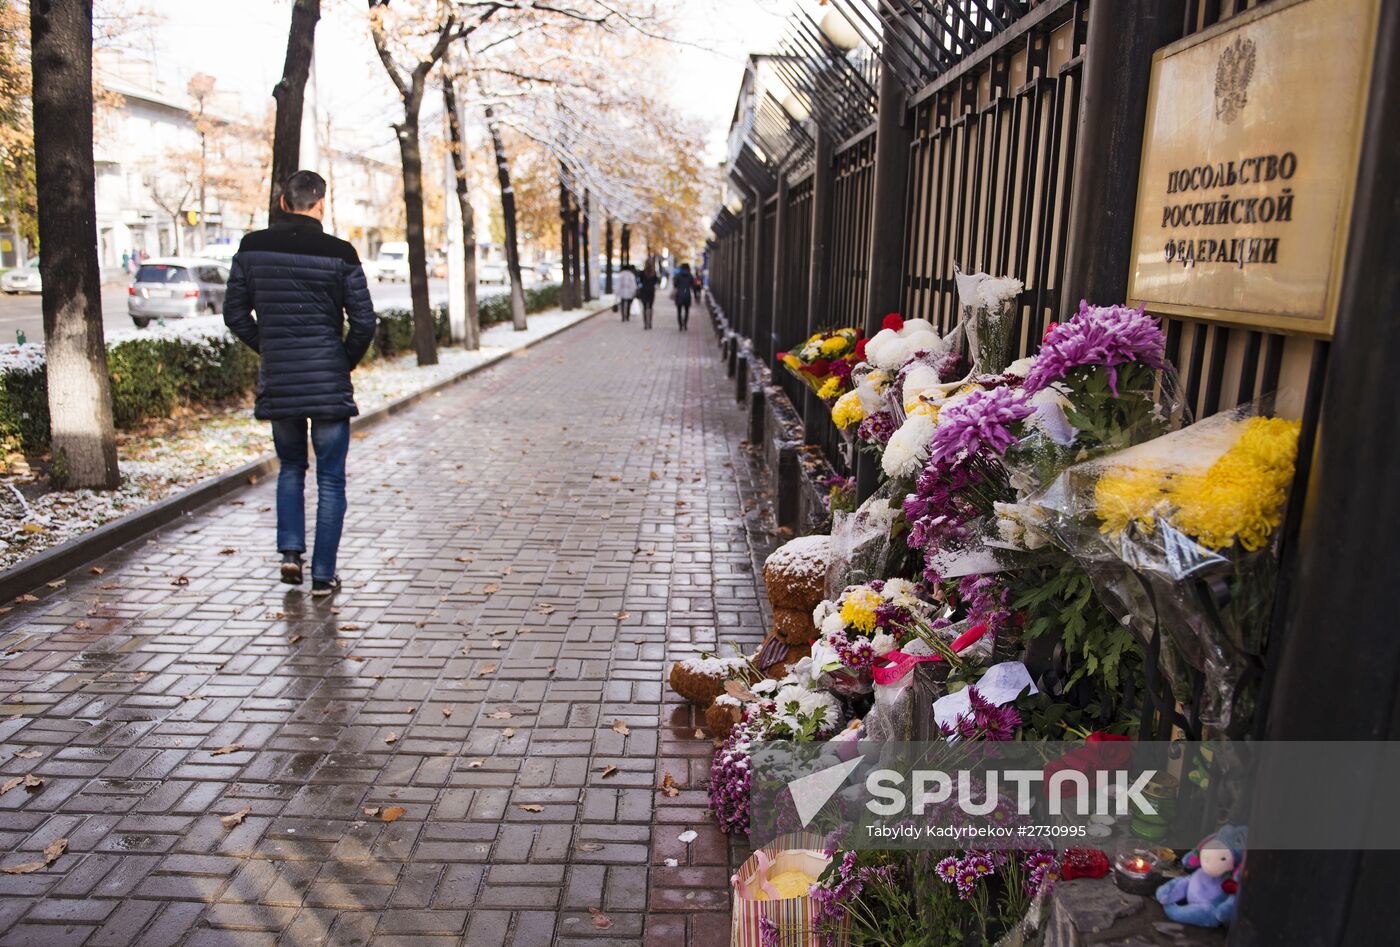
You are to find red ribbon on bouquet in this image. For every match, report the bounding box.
[871,623,988,686]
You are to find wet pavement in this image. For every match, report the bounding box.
[0,300,775,946]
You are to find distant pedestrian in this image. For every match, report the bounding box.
[616,264,638,322]
[638,258,659,330]
[672,262,697,331]
[223,170,376,597]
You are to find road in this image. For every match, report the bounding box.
[0,278,507,342]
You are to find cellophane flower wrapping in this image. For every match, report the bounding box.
[825,481,906,596]
[1027,403,1303,730]
[954,268,1023,377]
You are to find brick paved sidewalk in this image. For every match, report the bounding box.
[0,298,775,947]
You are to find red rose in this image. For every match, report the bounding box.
[776,351,788,362]
[1042,321,1060,342]
[854,338,868,360]
[882,313,905,332]
[806,358,831,377]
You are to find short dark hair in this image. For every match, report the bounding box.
[282,170,326,211]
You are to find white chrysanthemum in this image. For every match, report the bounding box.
[881,577,915,599]
[820,611,846,638]
[870,633,898,657]
[812,600,836,627]
[1005,355,1037,378]
[904,329,945,357]
[902,318,936,334]
[773,683,842,733]
[882,412,936,479]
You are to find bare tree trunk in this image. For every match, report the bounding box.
[269,0,320,222]
[604,216,613,295]
[394,111,438,364]
[620,223,630,267]
[558,178,576,310]
[443,75,479,350]
[484,108,526,330]
[581,190,592,302]
[30,0,119,489]
[568,195,582,307]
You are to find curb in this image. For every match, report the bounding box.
[0,302,612,603]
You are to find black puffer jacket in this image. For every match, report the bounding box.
[223,215,376,420]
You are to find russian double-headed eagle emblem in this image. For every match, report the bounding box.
[1214,34,1256,124]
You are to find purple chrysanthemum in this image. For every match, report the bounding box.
[708,720,759,834]
[928,387,1034,465]
[857,410,898,445]
[1024,301,1165,396]
[957,574,1012,639]
[759,917,781,947]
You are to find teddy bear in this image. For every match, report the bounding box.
[1154,824,1246,927]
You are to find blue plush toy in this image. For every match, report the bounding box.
[1154,825,1247,928]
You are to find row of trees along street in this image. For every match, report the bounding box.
[20,0,714,490]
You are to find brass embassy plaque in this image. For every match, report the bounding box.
[1127,0,1378,337]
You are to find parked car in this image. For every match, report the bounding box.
[478,260,507,285]
[1,259,41,295]
[373,241,410,282]
[127,257,230,327]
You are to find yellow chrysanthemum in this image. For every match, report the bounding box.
[1094,465,1169,535]
[839,587,882,634]
[820,336,848,357]
[817,376,844,401]
[1167,417,1300,551]
[831,390,865,430]
[781,354,802,371]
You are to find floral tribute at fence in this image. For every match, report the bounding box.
[679,274,1303,945]
[779,327,865,402]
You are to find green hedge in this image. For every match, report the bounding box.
[1,283,569,457]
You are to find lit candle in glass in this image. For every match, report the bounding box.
[1112,849,1162,895]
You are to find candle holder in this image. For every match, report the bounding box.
[1112,849,1162,896]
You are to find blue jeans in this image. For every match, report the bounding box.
[271,418,350,582]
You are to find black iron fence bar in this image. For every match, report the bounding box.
[792,13,882,107]
[790,17,880,118]
[770,54,864,142]
[831,0,934,91]
[886,0,959,72]
[910,0,1077,108]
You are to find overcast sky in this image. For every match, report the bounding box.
[122,0,800,164]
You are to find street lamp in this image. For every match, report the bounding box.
[819,7,862,52]
[779,90,811,124]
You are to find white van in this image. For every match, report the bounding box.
[373,241,410,283]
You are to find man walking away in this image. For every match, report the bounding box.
[673,262,696,331]
[223,171,376,596]
[616,264,637,322]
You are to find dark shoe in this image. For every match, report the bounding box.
[280,552,304,586]
[311,576,341,597]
